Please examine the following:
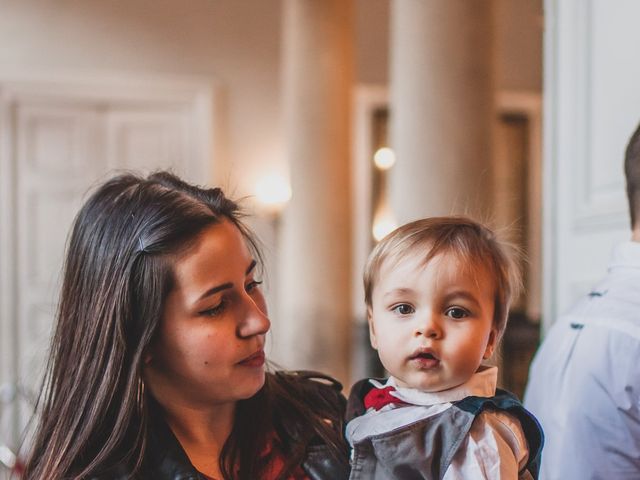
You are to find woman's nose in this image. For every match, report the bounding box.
[237,294,271,338]
[415,314,442,339]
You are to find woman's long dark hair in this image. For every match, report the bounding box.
[23,172,347,479]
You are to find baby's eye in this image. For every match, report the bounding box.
[445,307,469,319]
[392,304,415,315]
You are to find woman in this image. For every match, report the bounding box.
[24,172,349,479]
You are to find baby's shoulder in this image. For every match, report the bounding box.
[473,409,529,452]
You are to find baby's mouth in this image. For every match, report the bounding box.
[409,350,440,368]
[414,352,435,360]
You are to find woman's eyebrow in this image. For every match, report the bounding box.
[195,260,257,303]
[246,259,257,275]
[197,282,233,302]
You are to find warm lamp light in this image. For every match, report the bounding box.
[254,173,292,213]
[372,212,397,242]
[373,147,396,170]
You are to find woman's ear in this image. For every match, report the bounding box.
[143,350,153,365]
[367,307,378,350]
[483,328,498,359]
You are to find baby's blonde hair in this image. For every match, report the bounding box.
[364,216,521,340]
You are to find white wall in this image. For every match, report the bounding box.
[0,0,285,196]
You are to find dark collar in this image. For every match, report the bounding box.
[143,399,202,480]
[345,377,387,422]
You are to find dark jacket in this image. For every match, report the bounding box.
[94,371,350,480]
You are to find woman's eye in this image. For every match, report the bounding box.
[392,304,414,315]
[200,300,226,317]
[445,307,469,319]
[246,280,263,292]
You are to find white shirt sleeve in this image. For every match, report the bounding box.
[442,410,530,480]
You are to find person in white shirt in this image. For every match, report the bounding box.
[524,121,640,480]
[346,217,544,480]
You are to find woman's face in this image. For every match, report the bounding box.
[144,220,270,408]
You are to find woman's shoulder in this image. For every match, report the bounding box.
[270,370,346,411]
[272,370,344,391]
[268,371,350,479]
[267,370,347,434]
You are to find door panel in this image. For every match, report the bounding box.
[544,0,640,328]
[106,108,192,174]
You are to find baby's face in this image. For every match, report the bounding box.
[368,251,497,392]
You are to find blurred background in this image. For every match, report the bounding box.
[0,0,639,473]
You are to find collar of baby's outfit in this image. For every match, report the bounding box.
[370,365,497,406]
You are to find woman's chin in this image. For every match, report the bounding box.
[236,369,267,399]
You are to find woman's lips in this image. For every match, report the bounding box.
[238,349,265,367]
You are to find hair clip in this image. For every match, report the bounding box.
[137,237,147,254]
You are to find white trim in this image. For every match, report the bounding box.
[542,0,559,335]
[496,91,542,116]
[0,83,18,449]
[0,68,218,183]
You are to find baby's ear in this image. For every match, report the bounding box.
[483,328,498,359]
[367,307,378,350]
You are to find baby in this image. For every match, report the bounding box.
[346,217,544,480]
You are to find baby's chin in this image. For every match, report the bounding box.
[395,374,467,393]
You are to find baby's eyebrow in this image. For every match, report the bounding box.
[383,287,415,299]
[442,290,481,306]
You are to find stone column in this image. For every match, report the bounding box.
[275,0,353,383]
[389,0,494,223]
